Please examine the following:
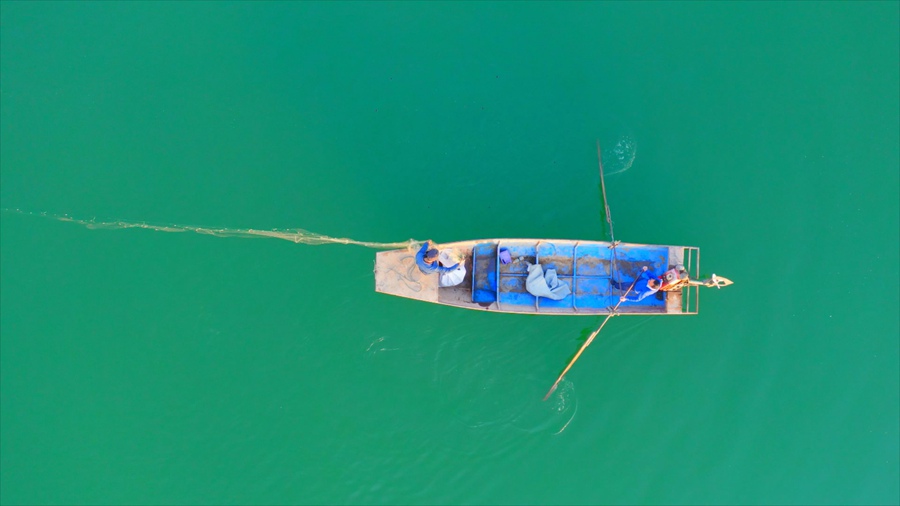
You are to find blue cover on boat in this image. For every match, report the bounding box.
[472,243,497,303]
[538,242,575,275]
[473,240,669,311]
[605,245,669,308]
[575,244,613,277]
[572,243,669,310]
[498,244,535,275]
[499,275,536,306]
[496,242,537,307]
[575,277,615,309]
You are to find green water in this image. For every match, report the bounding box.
[1,2,898,504]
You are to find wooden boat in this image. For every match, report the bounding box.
[375,239,710,316]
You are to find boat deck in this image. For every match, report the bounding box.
[375,239,699,315]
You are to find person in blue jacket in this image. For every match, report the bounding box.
[416,241,459,275]
[612,265,661,302]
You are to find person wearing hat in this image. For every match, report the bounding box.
[416,241,459,275]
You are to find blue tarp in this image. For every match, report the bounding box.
[472,240,669,310]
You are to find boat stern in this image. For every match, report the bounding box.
[374,249,439,303]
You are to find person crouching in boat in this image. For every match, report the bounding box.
[612,265,661,303]
[416,241,459,275]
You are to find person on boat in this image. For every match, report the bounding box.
[612,265,661,302]
[416,241,459,275]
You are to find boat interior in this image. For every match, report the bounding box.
[375,239,700,315]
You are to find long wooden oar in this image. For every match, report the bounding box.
[597,139,616,244]
[542,276,640,401]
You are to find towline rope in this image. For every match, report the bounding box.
[1,208,416,250]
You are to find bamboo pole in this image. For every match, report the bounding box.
[542,276,640,401]
[597,140,616,244]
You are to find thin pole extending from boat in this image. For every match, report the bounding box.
[542,276,640,401]
[597,139,615,244]
[597,140,622,288]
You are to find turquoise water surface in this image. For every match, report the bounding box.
[1,2,898,504]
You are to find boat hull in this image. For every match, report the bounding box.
[375,239,700,315]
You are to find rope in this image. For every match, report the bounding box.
[2,209,415,250]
